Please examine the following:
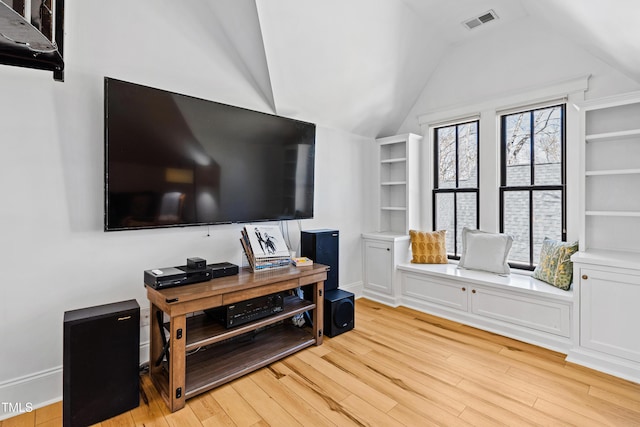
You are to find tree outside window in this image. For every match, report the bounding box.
[500,105,566,269]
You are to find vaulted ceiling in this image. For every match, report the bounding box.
[160,0,640,138]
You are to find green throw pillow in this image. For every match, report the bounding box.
[533,238,579,290]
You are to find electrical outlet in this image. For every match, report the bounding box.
[140,307,150,327]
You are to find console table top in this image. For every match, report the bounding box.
[146,264,328,307]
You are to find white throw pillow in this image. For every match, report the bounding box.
[458,228,513,275]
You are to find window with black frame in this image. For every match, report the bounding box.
[433,120,479,259]
[500,104,566,270]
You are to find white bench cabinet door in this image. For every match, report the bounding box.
[402,273,468,312]
[579,267,640,362]
[469,287,571,338]
[364,239,394,296]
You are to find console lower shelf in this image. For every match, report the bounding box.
[184,323,314,397]
[153,323,315,400]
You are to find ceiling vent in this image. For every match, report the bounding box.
[463,10,498,30]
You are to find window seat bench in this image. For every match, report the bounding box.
[394,262,575,353]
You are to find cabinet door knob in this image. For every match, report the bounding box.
[472,289,476,294]
[387,248,390,251]
[582,274,588,280]
[461,287,466,292]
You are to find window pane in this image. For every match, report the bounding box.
[503,191,530,264]
[505,112,531,186]
[532,190,563,263]
[435,193,455,255]
[437,127,456,189]
[458,122,478,188]
[534,107,562,185]
[456,193,477,253]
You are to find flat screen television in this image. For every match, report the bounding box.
[104,78,316,231]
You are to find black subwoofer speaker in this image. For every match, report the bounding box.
[63,299,140,427]
[324,289,355,337]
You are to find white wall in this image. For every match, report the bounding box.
[0,1,369,416]
[303,127,371,291]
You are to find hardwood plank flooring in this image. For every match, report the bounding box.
[3,298,640,426]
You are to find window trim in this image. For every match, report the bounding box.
[499,104,567,270]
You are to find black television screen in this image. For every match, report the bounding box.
[104,78,315,231]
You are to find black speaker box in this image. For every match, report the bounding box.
[63,300,140,427]
[301,229,339,291]
[324,289,355,337]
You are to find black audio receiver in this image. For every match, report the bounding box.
[205,292,285,328]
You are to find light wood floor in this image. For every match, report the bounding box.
[4,298,640,426]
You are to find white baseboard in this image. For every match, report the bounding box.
[0,340,150,422]
[567,347,640,385]
[339,281,363,298]
[362,289,401,307]
[140,340,150,365]
[400,296,573,354]
[0,367,62,421]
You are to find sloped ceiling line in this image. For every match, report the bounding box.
[254,0,451,137]
[521,0,640,86]
[206,0,276,113]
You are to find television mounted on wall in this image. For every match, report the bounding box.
[104,77,316,231]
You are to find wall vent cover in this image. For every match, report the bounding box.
[463,10,498,30]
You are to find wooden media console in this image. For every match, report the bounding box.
[146,264,327,412]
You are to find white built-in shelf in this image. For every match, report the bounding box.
[585,211,640,217]
[362,231,411,241]
[380,157,407,164]
[572,249,640,271]
[585,169,640,176]
[375,133,421,234]
[585,129,640,142]
[579,91,640,254]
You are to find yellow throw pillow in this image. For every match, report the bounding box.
[410,230,447,264]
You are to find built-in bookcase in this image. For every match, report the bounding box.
[579,92,640,254]
[568,92,640,382]
[376,133,421,234]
